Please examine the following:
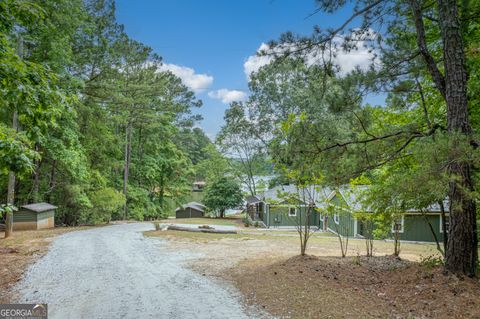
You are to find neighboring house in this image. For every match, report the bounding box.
[176,202,206,218]
[192,181,206,192]
[249,184,448,243]
[13,203,57,231]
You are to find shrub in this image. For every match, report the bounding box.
[420,255,444,268]
[59,184,92,225]
[89,187,126,224]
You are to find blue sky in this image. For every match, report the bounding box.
[115,0,370,139]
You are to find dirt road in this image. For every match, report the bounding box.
[15,223,259,319]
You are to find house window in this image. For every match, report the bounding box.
[391,215,404,233]
[440,215,450,233]
[288,207,297,217]
[334,214,340,224]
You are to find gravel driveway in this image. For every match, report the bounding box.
[16,223,258,319]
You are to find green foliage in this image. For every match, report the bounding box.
[56,184,92,225]
[0,204,17,215]
[217,102,270,195]
[242,216,252,227]
[194,144,230,182]
[420,255,444,268]
[177,127,211,165]
[125,185,161,221]
[0,0,207,227]
[203,177,243,217]
[0,124,38,175]
[88,188,125,224]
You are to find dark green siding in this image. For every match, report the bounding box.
[176,208,204,218]
[14,209,54,222]
[266,206,319,227]
[326,211,356,237]
[395,214,445,242]
[13,210,37,222]
[325,194,356,237]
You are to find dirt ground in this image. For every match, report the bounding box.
[0,226,99,303]
[146,229,480,319]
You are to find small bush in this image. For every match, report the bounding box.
[352,253,361,266]
[254,221,260,228]
[420,255,444,268]
[89,187,126,224]
[243,217,252,227]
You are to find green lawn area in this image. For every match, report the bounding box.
[158,217,240,227]
[145,227,441,260]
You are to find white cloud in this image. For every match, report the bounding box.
[335,48,373,74]
[159,63,213,93]
[208,89,248,104]
[244,31,377,78]
[243,43,273,79]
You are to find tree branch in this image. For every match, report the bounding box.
[409,0,446,98]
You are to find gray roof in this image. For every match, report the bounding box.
[21,202,57,213]
[259,184,448,213]
[176,202,206,212]
[259,184,334,206]
[245,195,261,204]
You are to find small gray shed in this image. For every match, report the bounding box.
[175,202,206,218]
[13,203,57,231]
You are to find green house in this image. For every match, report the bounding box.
[247,184,332,229]
[13,203,57,231]
[247,184,448,243]
[323,190,448,242]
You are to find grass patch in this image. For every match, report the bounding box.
[158,217,241,227]
[147,227,440,261]
[145,229,253,242]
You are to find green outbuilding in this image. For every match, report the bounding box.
[14,202,57,231]
[175,202,206,218]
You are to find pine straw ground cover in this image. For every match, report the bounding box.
[147,229,480,319]
[229,255,480,319]
[0,226,99,303]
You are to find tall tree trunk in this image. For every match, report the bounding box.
[123,124,132,220]
[5,111,18,238]
[5,39,23,238]
[439,201,448,253]
[32,144,42,202]
[46,160,57,203]
[437,0,478,277]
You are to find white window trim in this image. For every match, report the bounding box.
[440,214,449,233]
[288,207,297,217]
[334,214,340,224]
[391,215,405,233]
